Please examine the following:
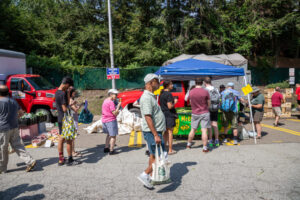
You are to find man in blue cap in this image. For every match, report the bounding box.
[220,82,245,145]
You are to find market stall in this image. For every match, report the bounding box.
[156,58,256,142]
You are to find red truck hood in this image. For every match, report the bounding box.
[118,90,144,99]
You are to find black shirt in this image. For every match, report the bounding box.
[159,91,177,118]
[55,90,67,122]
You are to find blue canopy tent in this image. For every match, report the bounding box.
[156,59,245,80]
[155,58,257,144]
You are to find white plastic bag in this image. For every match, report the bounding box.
[239,126,250,140]
[133,116,142,132]
[84,119,103,134]
[151,144,171,184]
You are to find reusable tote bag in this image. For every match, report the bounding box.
[151,144,171,184]
[62,109,77,140]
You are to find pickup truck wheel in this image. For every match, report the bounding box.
[35,108,52,122]
[129,108,142,118]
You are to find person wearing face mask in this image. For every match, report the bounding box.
[102,89,121,155]
[0,85,36,173]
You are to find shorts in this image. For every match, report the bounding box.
[253,111,263,122]
[191,113,211,129]
[165,117,176,129]
[102,120,118,136]
[210,111,218,122]
[143,132,165,156]
[272,107,282,116]
[222,112,238,129]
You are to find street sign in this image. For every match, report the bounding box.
[289,68,295,77]
[289,76,295,85]
[242,84,253,96]
[107,68,120,80]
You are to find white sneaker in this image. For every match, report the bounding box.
[137,173,154,189]
[233,140,238,145]
[223,138,228,143]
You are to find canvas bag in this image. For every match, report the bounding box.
[62,109,77,140]
[151,144,171,184]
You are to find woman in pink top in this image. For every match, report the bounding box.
[102,89,121,155]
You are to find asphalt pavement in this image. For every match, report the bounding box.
[1,118,300,200]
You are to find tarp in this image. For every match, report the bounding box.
[163,53,247,66]
[156,59,245,80]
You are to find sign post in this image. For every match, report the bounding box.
[289,68,295,85]
[107,0,116,89]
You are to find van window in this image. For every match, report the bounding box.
[170,81,182,93]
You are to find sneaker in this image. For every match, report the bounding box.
[137,174,154,189]
[109,150,116,155]
[66,159,82,166]
[233,140,238,145]
[26,160,36,172]
[203,149,209,153]
[208,141,214,148]
[223,138,228,143]
[58,157,66,166]
[215,140,220,147]
[273,123,278,127]
[104,148,110,153]
[186,145,192,149]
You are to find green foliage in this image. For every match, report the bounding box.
[0,0,299,69]
[266,81,290,89]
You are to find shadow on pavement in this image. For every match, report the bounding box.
[157,161,197,193]
[0,183,45,200]
[79,144,146,163]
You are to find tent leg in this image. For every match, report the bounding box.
[243,76,257,144]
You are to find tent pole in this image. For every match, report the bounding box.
[243,76,257,144]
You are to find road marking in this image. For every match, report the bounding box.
[288,119,300,122]
[136,131,142,147]
[261,124,300,136]
[128,131,143,147]
[128,131,135,147]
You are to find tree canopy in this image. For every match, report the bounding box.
[0,0,299,68]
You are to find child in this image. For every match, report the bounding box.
[69,88,83,157]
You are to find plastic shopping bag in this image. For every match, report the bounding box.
[151,144,171,184]
[78,109,94,124]
[62,110,77,140]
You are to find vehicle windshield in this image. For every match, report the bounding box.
[26,77,55,90]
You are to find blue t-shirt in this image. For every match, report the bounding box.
[0,97,20,131]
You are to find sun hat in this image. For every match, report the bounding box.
[144,73,159,84]
[250,87,260,94]
[108,89,119,94]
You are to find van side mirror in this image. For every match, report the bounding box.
[17,80,25,92]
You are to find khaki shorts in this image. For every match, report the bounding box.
[222,112,238,129]
[191,113,211,129]
[253,111,264,122]
[272,107,282,116]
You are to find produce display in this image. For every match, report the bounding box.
[30,128,60,147]
[19,112,47,126]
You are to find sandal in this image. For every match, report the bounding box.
[168,150,177,155]
[72,151,82,157]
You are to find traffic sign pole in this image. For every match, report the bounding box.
[108,0,116,89]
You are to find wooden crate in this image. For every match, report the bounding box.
[285,102,292,108]
[285,88,293,95]
[285,93,292,98]
[285,98,292,103]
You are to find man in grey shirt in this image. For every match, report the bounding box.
[137,73,166,189]
[0,85,36,173]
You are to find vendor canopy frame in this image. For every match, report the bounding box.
[156,59,245,80]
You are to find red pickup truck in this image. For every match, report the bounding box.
[5,74,58,122]
[118,81,188,116]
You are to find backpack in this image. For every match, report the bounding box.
[209,88,220,112]
[221,91,236,112]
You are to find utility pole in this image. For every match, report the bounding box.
[107,0,116,89]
